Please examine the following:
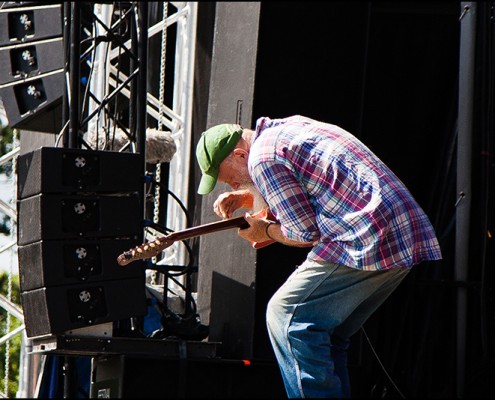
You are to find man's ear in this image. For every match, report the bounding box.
[233,148,248,159]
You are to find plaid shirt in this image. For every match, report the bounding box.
[249,115,442,270]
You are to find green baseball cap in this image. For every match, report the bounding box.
[196,123,243,195]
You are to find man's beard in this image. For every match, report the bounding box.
[240,183,269,213]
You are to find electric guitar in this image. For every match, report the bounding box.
[117,215,276,266]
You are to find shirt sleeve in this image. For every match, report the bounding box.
[251,160,320,243]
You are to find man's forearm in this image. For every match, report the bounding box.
[266,222,314,248]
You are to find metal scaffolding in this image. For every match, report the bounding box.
[0,2,197,396]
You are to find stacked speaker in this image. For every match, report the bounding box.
[0,2,64,133]
[17,147,147,338]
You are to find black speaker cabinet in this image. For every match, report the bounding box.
[17,193,142,246]
[21,277,147,338]
[0,3,63,46]
[0,39,64,85]
[0,71,63,133]
[18,238,145,292]
[17,147,144,199]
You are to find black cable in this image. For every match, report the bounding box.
[362,326,406,399]
[109,5,124,147]
[156,181,193,228]
[144,172,200,320]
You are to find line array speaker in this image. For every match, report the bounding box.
[21,278,146,337]
[17,192,142,246]
[17,147,144,199]
[0,3,64,133]
[0,71,63,133]
[17,148,147,338]
[18,238,144,292]
[0,39,64,85]
[0,3,63,46]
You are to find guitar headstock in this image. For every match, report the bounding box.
[117,237,173,266]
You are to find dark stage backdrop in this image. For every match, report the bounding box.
[251,2,472,398]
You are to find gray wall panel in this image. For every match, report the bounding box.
[197,2,261,360]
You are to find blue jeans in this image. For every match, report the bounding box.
[266,260,410,398]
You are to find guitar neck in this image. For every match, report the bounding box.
[117,216,250,266]
[166,215,249,242]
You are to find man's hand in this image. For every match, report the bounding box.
[239,210,316,249]
[238,212,273,243]
[213,189,254,219]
